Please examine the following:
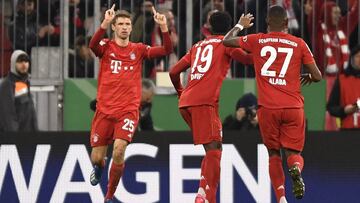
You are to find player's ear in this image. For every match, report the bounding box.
[284,18,288,27]
[111,23,115,32]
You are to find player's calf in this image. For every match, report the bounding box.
[90,158,107,186]
[288,165,305,199]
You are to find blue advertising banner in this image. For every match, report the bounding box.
[0,131,359,203]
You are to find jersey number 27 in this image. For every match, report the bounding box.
[260,46,293,78]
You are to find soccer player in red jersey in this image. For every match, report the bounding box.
[88,5,172,203]
[223,6,322,203]
[169,11,252,203]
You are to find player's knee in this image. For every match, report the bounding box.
[268,149,281,157]
[204,141,222,151]
[112,146,126,164]
[284,148,301,157]
[91,153,104,165]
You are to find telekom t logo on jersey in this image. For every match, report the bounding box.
[111,60,134,74]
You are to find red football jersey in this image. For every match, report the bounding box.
[238,32,315,108]
[179,35,251,107]
[89,28,172,115]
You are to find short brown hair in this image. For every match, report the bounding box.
[111,10,132,25]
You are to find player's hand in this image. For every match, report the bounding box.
[101,4,116,28]
[344,104,358,114]
[177,89,183,99]
[152,6,167,26]
[237,13,254,29]
[38,25,54,38]
[300,73,313,86]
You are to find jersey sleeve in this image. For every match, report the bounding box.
[237,34,258,53]
[225,47,253,65]
[143,32,173,59]
[169,51,191,96]
[301,39,315,65]
[89,28,108,58]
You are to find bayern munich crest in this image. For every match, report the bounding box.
[93,133,99,143]
[242,36,248,42]
[130,52,136,60]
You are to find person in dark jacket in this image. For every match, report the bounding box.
[90,79,155,131]
[9,0,55,54]
[68,36,94,78]
[327,45,360,130]
[0,50,38,131]
[223,93,258,130]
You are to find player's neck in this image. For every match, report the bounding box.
[114,37,129,47]
[268,27,286,33]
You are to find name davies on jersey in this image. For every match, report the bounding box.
[269,77,286,85]
[191,73,204,80]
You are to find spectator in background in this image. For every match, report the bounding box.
[223,93,258,130]
[139,79,155,131]
[305,0,357,49]
[131,1,155,43]
[69,36,94,78]
[327,45,360,130]
[9,0,55,54]
[320,1,358,130]
[47,0,85,47]
[0,0,13,77]
[315,1,358,76]
[90,79,156,131]
[0,50,37,132]
[271,0,300,35]
[131,1,157,78]
[0,14,13,77]
[201,10,218,39]
[153,9,179,72]
[199,1,224,41]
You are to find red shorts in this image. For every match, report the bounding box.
[257,107,305,152]
[179,105,222,145]
[90,110,139,147]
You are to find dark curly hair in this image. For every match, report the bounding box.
[209,11,232,35]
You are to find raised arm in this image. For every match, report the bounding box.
[169,55,191,97]
[223,13,254,47]
[89,4,115,57]
[340,0,359,33]
[227,48,253,65]
[145,7,173,58]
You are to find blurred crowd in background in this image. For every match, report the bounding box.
[0,0,359,131]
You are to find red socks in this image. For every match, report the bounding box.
[199,149,222,203]
[269,156,285,203]
[105,162,125,199]
[287,154,304,171]
[268,154,304,203]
